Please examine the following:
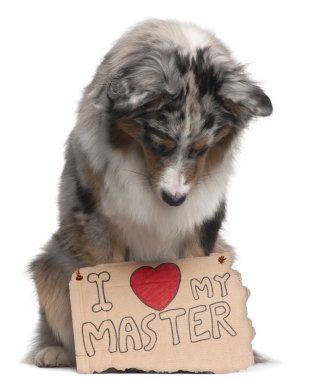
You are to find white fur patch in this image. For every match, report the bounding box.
[101,139,237,262]
[179,23,211,52]
[160,164,190,198]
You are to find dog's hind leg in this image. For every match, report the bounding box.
[28,235,78,367]
[30,310,75,367]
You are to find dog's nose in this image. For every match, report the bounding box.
[161,190,187,206]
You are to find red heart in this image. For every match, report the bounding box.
[130,263,181,311]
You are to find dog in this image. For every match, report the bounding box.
[28,19,272,367]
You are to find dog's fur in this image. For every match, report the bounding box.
[28,19,272,367]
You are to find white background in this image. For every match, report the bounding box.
[1,0,327,378]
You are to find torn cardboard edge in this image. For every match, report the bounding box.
[69,252,255,374]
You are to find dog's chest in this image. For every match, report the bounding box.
[101,150,230,262]
[102,184,194,261]
[102,181,226,263]
[121,221,183,262]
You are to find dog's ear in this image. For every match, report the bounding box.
[218,65,273,121]
[106,56,181,118]
[107,75,167,117]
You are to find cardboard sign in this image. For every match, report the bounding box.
[69,252,255,374]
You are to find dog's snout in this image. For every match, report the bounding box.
[161,190,187,207]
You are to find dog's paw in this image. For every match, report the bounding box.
[35,346,73,367]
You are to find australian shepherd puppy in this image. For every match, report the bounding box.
[28,19,272,367]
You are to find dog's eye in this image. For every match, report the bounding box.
[143,127,177,157]
[188,147,208,159]
[156,144,176,157]
[145,136,176,157]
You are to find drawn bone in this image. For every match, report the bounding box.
[88,271,113,312]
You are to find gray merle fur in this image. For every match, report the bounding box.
[27,19,272,369]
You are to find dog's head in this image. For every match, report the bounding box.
[84,20,272,207]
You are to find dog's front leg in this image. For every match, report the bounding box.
[183,229,205,258]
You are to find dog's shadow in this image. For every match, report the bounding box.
[99,352,276,374]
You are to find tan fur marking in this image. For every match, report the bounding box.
[205,128,235,173]
[32,261,72,338]
[184,128,234,183]
[192,138,208,151]
[223,99,250,121]
[196,152,208,175]
[140,144,161,183]
[184,163,196,183]
[66,219,126,266]
[150,133,177,152]
[183,228,205,257]
[111,120,142,153]
[184,149,208,183]
[160,138,176,150]
[107,220,126,263]
[138,93,166,111]
[215,126,233,142]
